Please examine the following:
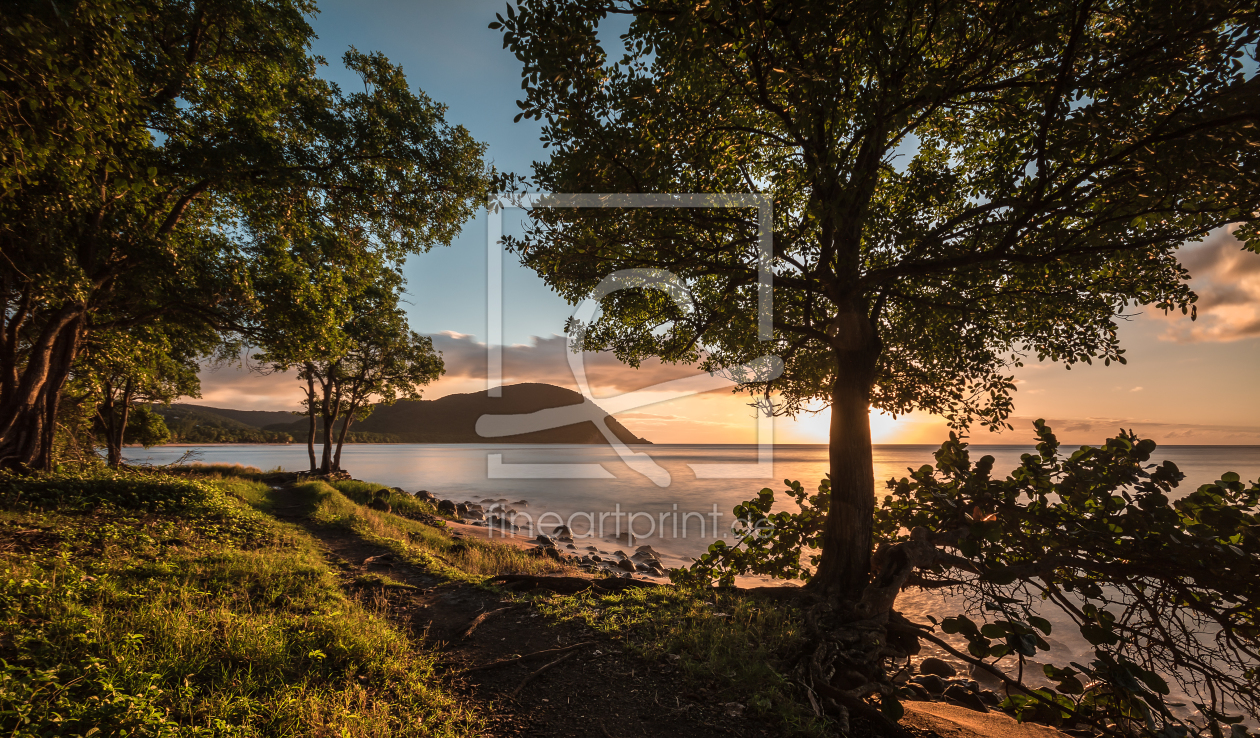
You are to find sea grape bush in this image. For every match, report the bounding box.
[682,422,1259,737]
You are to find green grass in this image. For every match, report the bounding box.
[535,586,829,736]
[0,470,479,737]
[328,480,441,522]
[274,480,571,581]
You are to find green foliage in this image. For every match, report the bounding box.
[673,478,828,588]
[0,0,491,470]
[0,471,479,737]
[680,423,1259,734]
[873,423,1258,735]
[124,405,172,449]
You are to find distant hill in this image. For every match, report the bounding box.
[155,405,297,444]
[158,384,651,444]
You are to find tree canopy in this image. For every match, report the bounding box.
[495,0,1260,594]
[0,0,490,470]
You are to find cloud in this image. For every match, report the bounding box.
[981,416,1260,445]
[431,331,709,395]
[1159,226,1260,343]
[1130,386,1143,392]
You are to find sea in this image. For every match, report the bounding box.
[123,442,1260,720]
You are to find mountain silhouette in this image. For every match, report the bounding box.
[159,383,650,444]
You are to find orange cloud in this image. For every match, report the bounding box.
[1159,226,1260,343]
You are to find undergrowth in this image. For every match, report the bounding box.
[0,470,479,737]
[535,585,829,736]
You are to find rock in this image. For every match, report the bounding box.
[553,525,571,536]
[590,555,603,562]
[512,500,528,506]
[616,558,637,572]
[456,502,469,517]
[611,531,635,545]
[414,490,438,503]
[649,563,668,577]
[911,675,946,694]
[368,498,391,513]
[944,684,988,712]
[465,509,485,521]
[437,500,457,516]
[635,563,653,572]
[390,487,405,495]
[906,684,932,701]
[566,543,576,549]
[613,550,628,559]
[979,690,1001,706]
[919,657,957,678]
[543,547,561,561]
[535,534,556,546]
[722,702,745,717]
[585,545,598,551]
[506,508,519,515]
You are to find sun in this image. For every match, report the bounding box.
[776,405,909,444]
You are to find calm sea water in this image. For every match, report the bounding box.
[124,442,1259,720]
[124,442,1258,568]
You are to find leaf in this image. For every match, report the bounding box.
[1029,616,1052,635]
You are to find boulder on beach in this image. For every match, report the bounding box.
[616,558,637,572]
[919,657,957,678]
[437,499,457,516]
[512,500,528,507]
[414,490,438,503]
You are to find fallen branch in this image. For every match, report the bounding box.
[509,650,579,698]
[463,641,596,673]
[460,606,516,640]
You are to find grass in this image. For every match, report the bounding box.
[0,470,479,737]
[328,480,442,522]
[266,480,571,581]
[534,584,830,736]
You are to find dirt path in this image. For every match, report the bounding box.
[264,485,785,738]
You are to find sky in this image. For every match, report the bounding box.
[196,0,1260,446]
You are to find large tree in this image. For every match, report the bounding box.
[496,0,1260,596]
[0,0,490,471]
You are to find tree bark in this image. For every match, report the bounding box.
[0,306,83,470]
[333,410,354,472]
[303,369,317,472]
[318,375,338,474]
[113,378,133,469]
[807,303,881,599]
[101,380,119,468]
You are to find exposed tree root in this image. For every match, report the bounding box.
[486,574,660,594]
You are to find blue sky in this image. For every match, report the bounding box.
[197,1,1260,445]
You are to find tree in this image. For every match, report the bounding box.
[0,0,490,471]
[253,250,446,474]
[495,0,1260,597]
[78,327,202,468]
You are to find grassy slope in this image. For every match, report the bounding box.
[0,471,479,737]
[0,468,823,737]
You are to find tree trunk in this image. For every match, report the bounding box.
[112,379,133,469]
[333,408,355,472]
[318,377,338,474]
[34,316,84,471]
[304,370,317,472]
[101,381,119,468]
[807,304,881,599]
[0,307,82,471]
